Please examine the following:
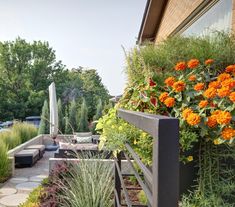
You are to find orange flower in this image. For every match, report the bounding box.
[217,87,230,97]
[182,108,193,119]
[198,100,208,108]
[208,81,221,89]
[203,88,217,99]
[206,116,217,128]
[164,97,175,107]
[187,59,200,69]
[188,75,196,81]
[229,92,235,102]
[221,79,235,89]
[225,65,235,73]
[172,81,186,92]
[186,113,201,126]
[194,83,205,91]
[175,62,187,71]
[221,127,235,140]
[164,77,175,87]
[217,73,231,82]
[159,92,169,103]
[216,111,232,125]
[212,110,222,116]
[205,59,214,65]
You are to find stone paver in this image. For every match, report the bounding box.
[9,177,28,184]
[29,175,47,182]
[0,188,17,197]
[16,182,41,192]
[0,194,28,207]
[0,151,54,207]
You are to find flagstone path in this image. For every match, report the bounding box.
[0,151,54,207]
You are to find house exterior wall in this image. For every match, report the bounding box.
[155,0,204,43]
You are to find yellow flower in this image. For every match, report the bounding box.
[111,125,115,129]
[187,156,193,162]
[134,139,137,145]
[213,139,221,145]
[118,126,123,131]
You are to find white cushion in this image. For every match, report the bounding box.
[15,149,39,157]
[76,136,92,143]
[74,132,92,137]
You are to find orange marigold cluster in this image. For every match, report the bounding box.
[172,81,186,92]
[159,92,169,103]
[187,59,200,69]
[221,127,235,140]
[217,87,230,98]
[182,108,193,119]
[198,100,208,108]
[164,97,175,107]
[194,83,205,91]
[164,77,175,87]
[225,64,235,73]
[215,111,232,125]
[221,79,235,89]
[186,113,201,126]
[229,92,235,102]
[206,116,217,128]
[175,62,187,71]
[209,81,221,89]
[188,75,196,81]
[205,59,214,65]
[217,73,231,82]
[203,87,217,99]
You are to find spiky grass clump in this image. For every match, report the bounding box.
[59,158,114,207]
[0,139,10,183]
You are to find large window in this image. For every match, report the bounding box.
[182,0,233,36]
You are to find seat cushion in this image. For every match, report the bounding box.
[74,132,92,137]
[15,149,39,157]
[25,145,45,151]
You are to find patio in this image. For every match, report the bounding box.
[0,151,54,207]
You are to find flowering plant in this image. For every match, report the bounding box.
[158,59,235,145]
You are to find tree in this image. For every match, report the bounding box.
[0,38,65,121]
[68,100,77,133]
[38,100,49,134]
[77,98,89,132]
[57,99,65,133]
[92,98,103,134]
[78,69,110,120]
[64,114,72,134]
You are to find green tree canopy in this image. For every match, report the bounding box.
[0,38,66,121]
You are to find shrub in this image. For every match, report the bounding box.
[58,98,65,133]
[92,98,103,134]
[68,99,77,132]
[38,100,49,134]
[0,139,10,183]
[124,32,235,89]
[77,98,89,132]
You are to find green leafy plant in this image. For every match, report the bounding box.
[38,100,49,134]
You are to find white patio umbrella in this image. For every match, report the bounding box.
[49,82,58,138]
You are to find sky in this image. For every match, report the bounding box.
[0,0,146,95]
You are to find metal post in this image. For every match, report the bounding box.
[152,118,179,207]
[115,152,122,207]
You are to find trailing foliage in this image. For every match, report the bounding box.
[38,100,49,134]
